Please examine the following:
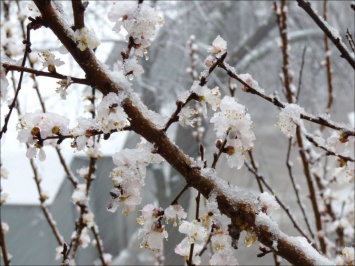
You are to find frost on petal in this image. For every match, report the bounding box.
[341,247,354,265]
[276,103,304,137]
[209,250,238,266]
[175,237,203,263]
[73,27,100,51]
[165,204,187,226]
[178,220,207,243]
[239,73,258,88]
[207,35,227,56]
[26,147,37,159]
[178,106,196,127]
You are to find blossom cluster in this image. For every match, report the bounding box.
[108,1,164,57]
[276,103,304,137]
[134,192,238,265]
[211,96,256,169]
[17,112,70,161]
[107,139,163,215]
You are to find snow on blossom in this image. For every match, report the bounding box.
[96,92,128,134]
[55,76,72,100]
[276,103,304,137]
[200,192,231,231]
[73,27,100,51]
[136,204,167,251]
[178,220,208,244]
[164,204,187,226]
[72,117,95,151]
[178,106,196,127]
[108,139,163,215]
[207,35,227,57]
[108,1,164,57]
[239,73,259,89]
[175,237,203,265]
[83,212,94,228]
[209,249,238,266]
[341,247,354,265]
[78,227,91,248]
[326,131,353,160]
[71,184,87,205]
[191,81,221,115]
[204,54,215,67]
[210,96,255,169]
[39,51,64,72]
[17,112,70,160]
[17,112,70,140]
[55,246,63,261]
[113,58,144,80]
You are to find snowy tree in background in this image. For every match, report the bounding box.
[0,1,354,265]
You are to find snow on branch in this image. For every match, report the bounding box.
[296,0,355,69]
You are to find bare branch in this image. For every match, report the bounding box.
[296,0,355,69]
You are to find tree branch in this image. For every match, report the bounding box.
[32,2,335,264]
[296,0,355,69]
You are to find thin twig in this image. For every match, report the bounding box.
[322,0,334,115]
[0,218,10,266]
[163,53,227,132]
[305,133,354,162]
[171,184,190,205]
[2,64,90,85]
[91,226,107,266]
[29,151,64,246]
[248,150,264,192]
[218,61,355,135]
[296,0,355,69]
[244,161,312,244]
[0,23,32,138]
[296,46,307,103]
[345,29,355,53]
[296,127,326,253]
[285,138,315,238]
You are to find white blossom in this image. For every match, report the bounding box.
[276,103,304,137]
[341,247,354,265]
[164,204,187,226]
[83,212,94,228]
[71,184,87,205]
[178,220,208,243]
[191,81,221,115]
[39,51,64,72]
[73,27,100,51]
[178,106,196,127]
[175,237,203,265]
[207,35,227,56]
[210,96,255,169]
[56,76,72,100]
[108,2,163,57]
